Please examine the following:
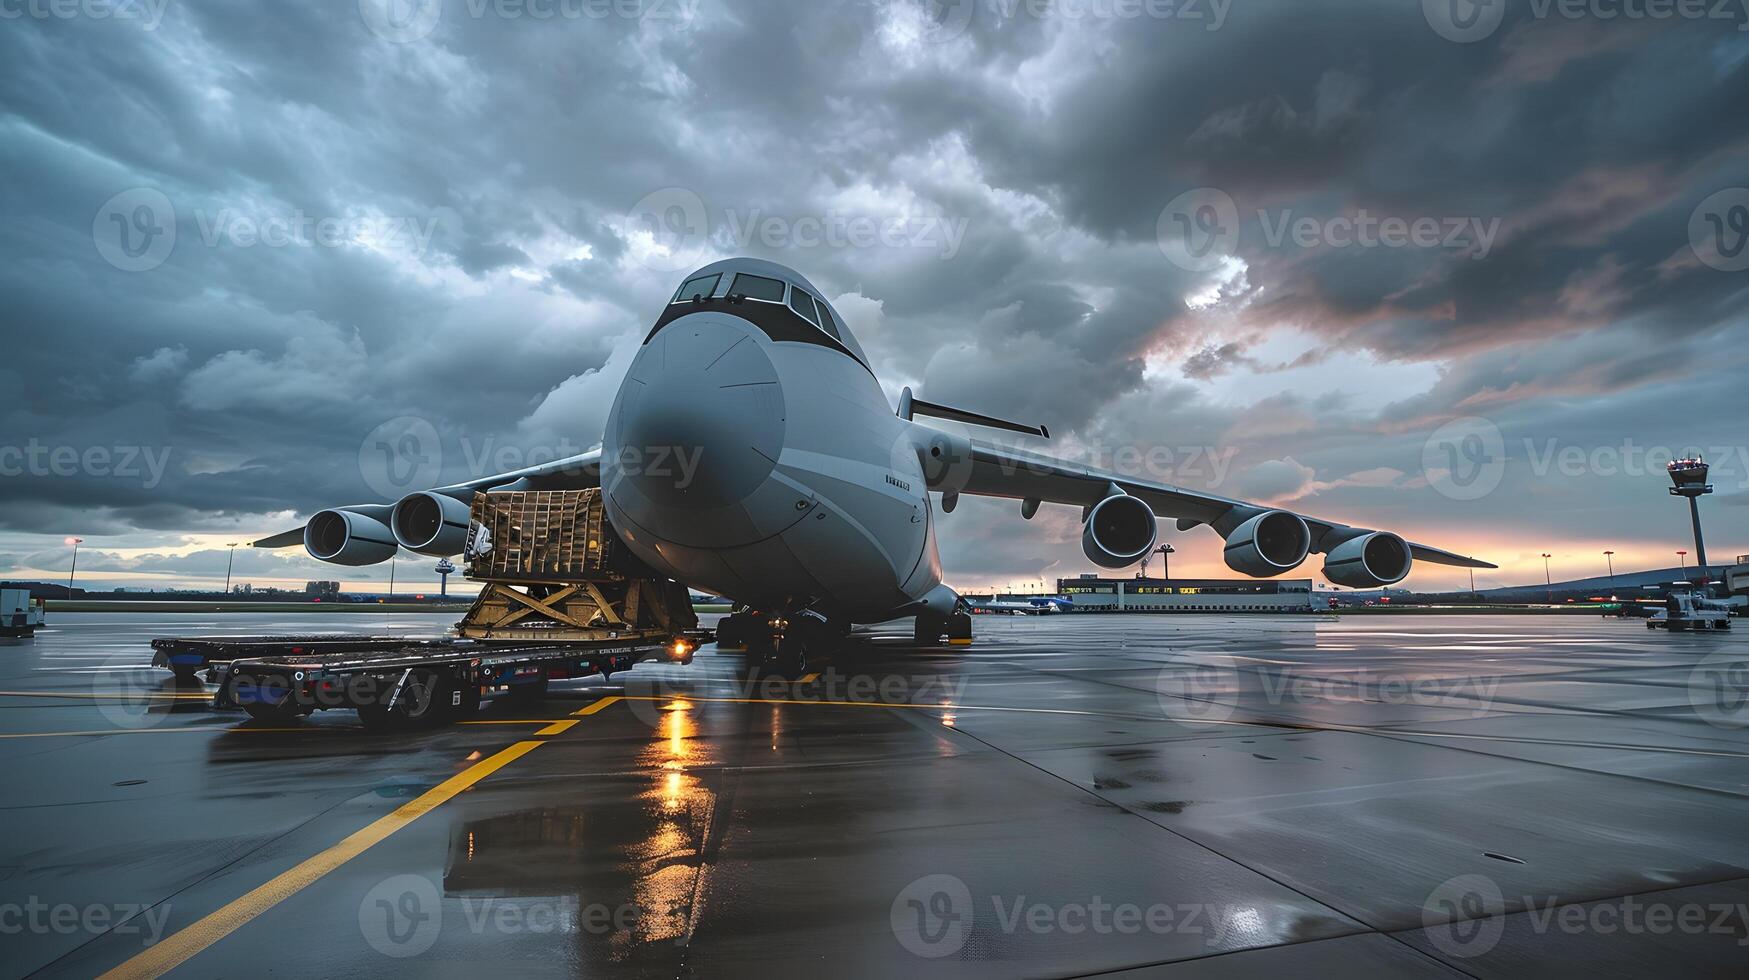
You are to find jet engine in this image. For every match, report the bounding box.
[1222,510,1312,576]
[1322,531,1413,588]
[304,508,398,566]
[391,490,471,557]
[1082,493,1158,569]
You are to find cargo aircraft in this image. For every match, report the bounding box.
[257,258,1493,672]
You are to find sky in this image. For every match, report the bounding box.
[1,0,1747,597]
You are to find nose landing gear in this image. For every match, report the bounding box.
[913,610,974,647]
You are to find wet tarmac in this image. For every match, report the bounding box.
[3,611,1749,978]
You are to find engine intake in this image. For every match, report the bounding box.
[1082,494,1158,569]
[304,509,398,566]
[1322,531,1413,588]
[391,491,472,557]
[1223,510,1312,576]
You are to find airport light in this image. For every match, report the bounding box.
[64,537,82,597]
[225,542,239,594]
[1677,549,1688,576]
[1541,553,1552,603]
[1603,550,1615,584]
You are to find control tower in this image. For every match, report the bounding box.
[1667,456,1714,585]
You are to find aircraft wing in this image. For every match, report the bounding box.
[951,438,1494,572]
[252,449,601,558]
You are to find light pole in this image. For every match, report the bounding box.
[1541,553,1552,603]
[64,537,82,597]
[225,543,239,594]
[1677,549,1688,578]
[1603,550,1615,585]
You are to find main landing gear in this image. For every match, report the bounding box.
[717,609,844,679]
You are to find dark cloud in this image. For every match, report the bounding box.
[1,0,1745,591]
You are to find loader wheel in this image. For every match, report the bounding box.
[358,669,454,733]
[238,676,305,724]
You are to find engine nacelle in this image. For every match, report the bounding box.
[391,491,472,557]
[304,509,398,566]
[1322,531,1413,588]
[1081,493,1158,569]
[1222,510,1312,576]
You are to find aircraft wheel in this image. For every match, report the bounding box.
[913,613,945,647]
[716,613,752,650]
[766,634,808,679]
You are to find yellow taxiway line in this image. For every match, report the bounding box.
[97,696,623,979]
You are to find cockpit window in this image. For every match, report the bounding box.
[788,287,820,326]
[672,273,719,303]
[814,302,843,340]
[729,273,786,303]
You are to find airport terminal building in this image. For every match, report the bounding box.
[1055,575,1319,613]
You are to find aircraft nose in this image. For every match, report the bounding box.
[610,315,784,512]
